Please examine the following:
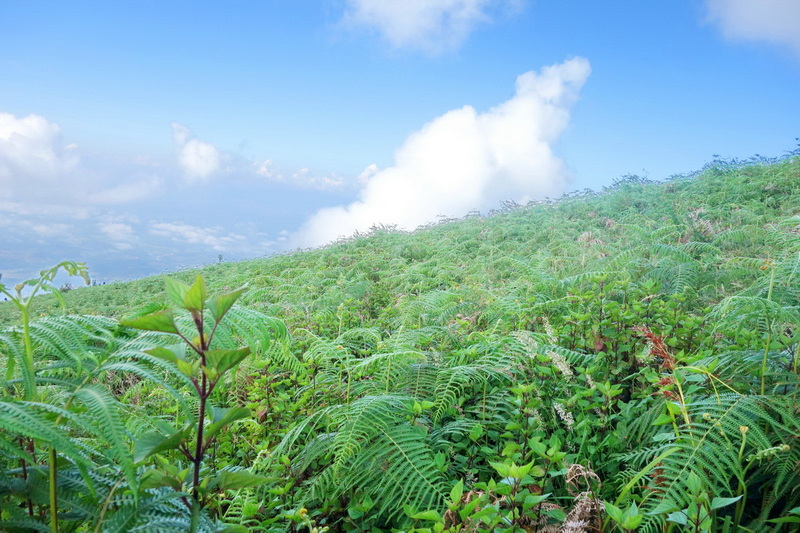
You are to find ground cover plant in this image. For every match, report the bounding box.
[1,153,799,531]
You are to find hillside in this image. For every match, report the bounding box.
[1,155,799,532]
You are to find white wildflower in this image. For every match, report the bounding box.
[554,402,574,430]
[542,316,558,344]
[547,349,573,380]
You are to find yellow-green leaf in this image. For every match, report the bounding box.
[208,284,247,323]
[183,275,208,312]
[120,309,179,334]
[165,277,191,309]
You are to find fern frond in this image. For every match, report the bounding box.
[0,401,87,464]
[307,423,448,522]
[72,385,136,490]
[631,393,798,531]
[332,394,412,474]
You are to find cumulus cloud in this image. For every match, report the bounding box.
[342,0,523,53]
[171,122,221,181]
[296,57,590,247]
[0,112,79,195]
[706,0,800,56]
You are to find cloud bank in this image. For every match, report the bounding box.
[296,57,590,247]
[342,0,523,53]
[706,0,800,56]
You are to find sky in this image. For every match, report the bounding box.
[1,0,799,288]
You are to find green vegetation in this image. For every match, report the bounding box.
[1,154,799,532]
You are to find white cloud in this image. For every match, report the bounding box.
[99,222,139,250]
[171,122,221,181]
[31,223,72,237]
[256,159,279,179]
[357,163,379,185]
[255,159,346,190]
[87,175,164,204]
[706,0,800,56]
[150,222,245,251]
[297,57,590,247]
[0,112,79,195]
[342,0,523,53]
[0,200,91,219]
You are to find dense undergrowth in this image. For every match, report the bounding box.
[1,154,799,532]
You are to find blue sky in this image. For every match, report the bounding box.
[1,0,798,288]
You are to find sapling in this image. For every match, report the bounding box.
[122,275,267,532]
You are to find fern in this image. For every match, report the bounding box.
[331,394,413,474]
[625,393,799,532]
[71,385,137,491]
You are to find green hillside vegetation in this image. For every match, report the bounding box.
[1,154,799,532]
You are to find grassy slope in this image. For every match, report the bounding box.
[2,155,797,328]
[1,155,799,530]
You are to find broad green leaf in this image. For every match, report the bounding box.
[205,347,252,377]
[526,465,546,478]
[621,502,643,529]
[211,470,270,491]
[134,427,191,463]
[709,495,742,510]
[686,471,702,493]
[652,413,674,426]
[490,461,510,478]
[146,346,184,364]
[205,406,251,442]
[624,513,644,529]
[542,507,567,521]
[120,309,179,334]
[667,511,689,526]
[210,405,250,425]
[165,277,191,309]
[201,365,219,381]
[176,359,198,378]
[649,498,681,515]
[666,401,683,415]
[208,284,247,323]
[409,510,443,521]
[460,497,481,518]
[468,423,484,441]
[183,275,208,312]
[470,506,500,520]
[604,501,623,523]
[508,460,537,479]
[140,469,183,491]
[524,493,550,506]
[450,479,464,504]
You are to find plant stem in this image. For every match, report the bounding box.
[20,306,36,402]
[192,374,208,503]
[192,315,209,507]
[49,447,58,533]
